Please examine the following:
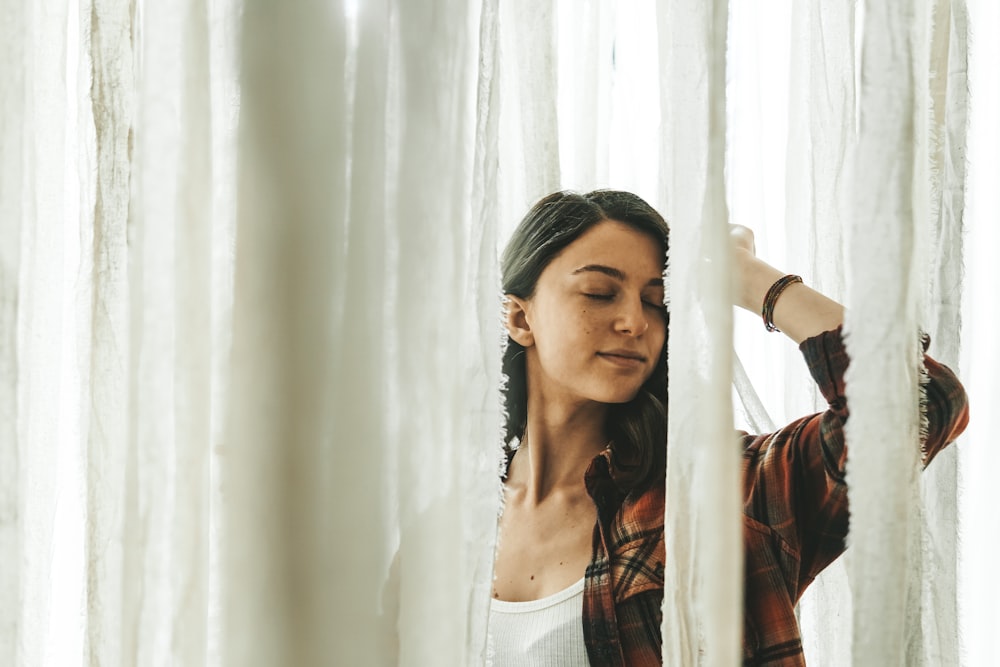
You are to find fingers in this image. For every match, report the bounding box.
[729,224,756,256]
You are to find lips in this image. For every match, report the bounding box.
[597,350,648,365]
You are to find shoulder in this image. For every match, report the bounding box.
[607,481,665,602]
[615,480,664,543]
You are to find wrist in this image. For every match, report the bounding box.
[762,275,804,332]
[734,252,784,312]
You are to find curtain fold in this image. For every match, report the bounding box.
[469,0,505,660]
[19,2,84,664]
[844,3,970,664]
[959,4,1000,660]
[84,1,132,664]
[391,2,501,664]
[657,1,741,664]
[0,1,26,663]
[782,3,857,664]
[915,1,968,663]
[223,0,348,664]
[509,0,560,200]
[226,1,497,664]
[556,0,613,191]
[845,2,925,663]
[125,0,214,663]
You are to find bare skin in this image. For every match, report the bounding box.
[492,223,845,602]
[729,224,844,343]
[491,455,599,601]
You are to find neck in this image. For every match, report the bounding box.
[511,397,609,505]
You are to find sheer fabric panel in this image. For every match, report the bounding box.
[226,0,500,664]
[19,2,85,664]
[779,2,856,663]
[391,1,500,665]
[844,3,971,665]
[845,3,926,663]
[224,0,352,664]
[0,1,25,663]
[915,1,968,662]
[470,0,507,659]
[509,0,560,200]
[555,0,613,191]
[960,3,1000,662]
[85,1,132,664]
[126,0,214,663]
[657,2,741,664]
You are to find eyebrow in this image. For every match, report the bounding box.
[572,264,663,287]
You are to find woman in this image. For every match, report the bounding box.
[486,190,969,666]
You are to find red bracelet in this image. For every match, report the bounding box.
[762,274,803,332]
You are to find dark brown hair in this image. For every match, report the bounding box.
[501,189,669,493]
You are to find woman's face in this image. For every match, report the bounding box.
[507,219,667,408]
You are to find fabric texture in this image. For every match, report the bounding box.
[845,2,927,662]
[487,577,588,667]
[577,327,968,666]
[656,1,742,663]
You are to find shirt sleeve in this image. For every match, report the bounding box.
[740,326,969,594]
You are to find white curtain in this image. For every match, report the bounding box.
[227,0,500,664]
[657,1,742,664]
[2,0,998,666]
[846,2,933,662]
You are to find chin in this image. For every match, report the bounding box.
[597,386,645,405]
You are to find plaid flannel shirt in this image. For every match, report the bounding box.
[580,327,970,666]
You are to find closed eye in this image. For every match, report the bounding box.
[585,293,664,314]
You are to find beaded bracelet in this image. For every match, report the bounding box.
[762,274,803,332]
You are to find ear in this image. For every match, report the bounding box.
[504,294,535,347]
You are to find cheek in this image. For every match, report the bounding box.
[652,318,667,343]
[536,308,595,358]
[648,320,667,354]
[577,307,604,336]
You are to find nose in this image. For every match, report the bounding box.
[616,296,649,336]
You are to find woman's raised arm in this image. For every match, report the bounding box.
[729,224,844,343]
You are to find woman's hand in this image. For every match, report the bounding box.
[729,224,776,312]
[729,224,757,258]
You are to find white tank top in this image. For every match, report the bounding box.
[486,577,590,666]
